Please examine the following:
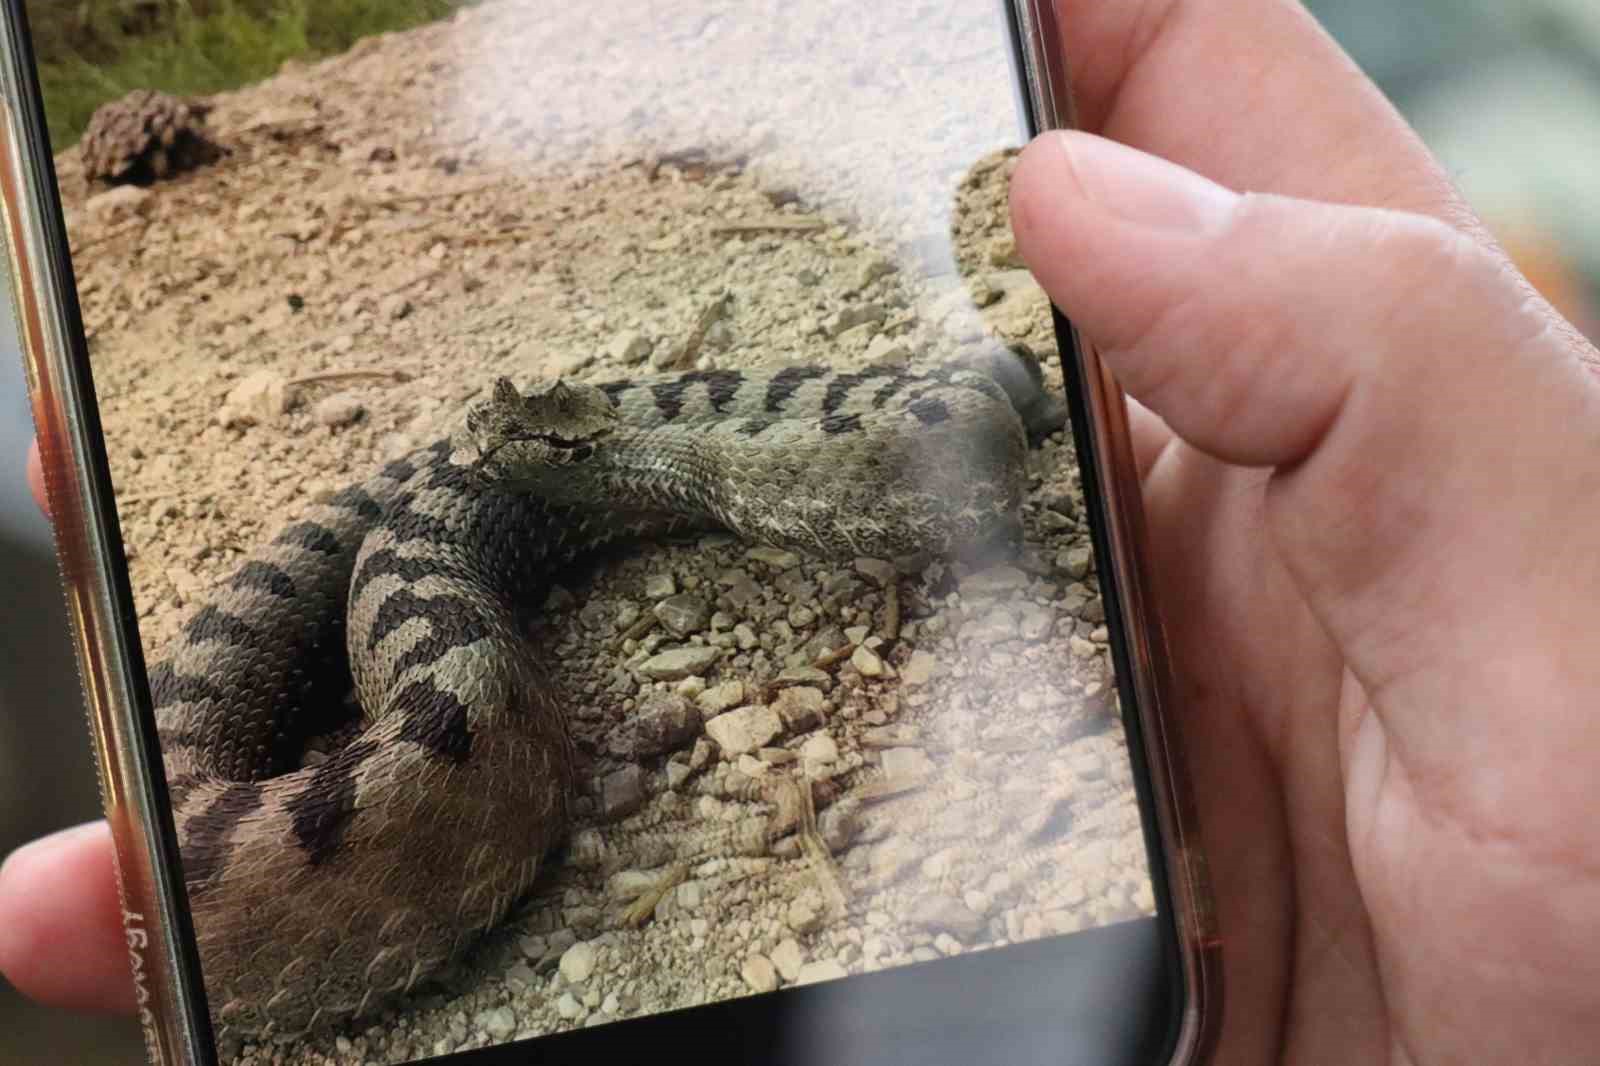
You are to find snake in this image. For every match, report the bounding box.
[151,351,1065,1044]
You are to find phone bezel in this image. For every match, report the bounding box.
[0,1,1219,1062]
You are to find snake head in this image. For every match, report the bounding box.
[465,376,618,486]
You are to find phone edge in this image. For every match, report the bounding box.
[1006,2,1224,1063]
[0,3,213,1063]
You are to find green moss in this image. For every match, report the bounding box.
[26,0,468,150]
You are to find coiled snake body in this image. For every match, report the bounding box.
[154,358,1061,1042]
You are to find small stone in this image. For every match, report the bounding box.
[1070,635,1099,660]
[505,962,538,988]
[476,1006,516,1040]
[773,686,826,731]
[312,393,365,428]
[666,760,692,789]
[774,665,831,689]
[544,584,575,611]
[770,938,805,982]
[746,546,801,569]
[787,896,822,934]
[736,753,769,778]
[629,694,702,757]
[960,565,1030,596]
[822,303,885,337]
[732,623,759,650]
[695,680,744,714]
[653,593,710,636]
[86,183,151,219]
[555,992,584,1020]
[850,645,885,678]
[881,746,935,780]
[901,650,936,687]
[704,705,783,755]
[379,293,412,320]
[600,765,646,819]
[741,954,780,992]
[1056,546,1093,580]
[1018,603,1055,642]
[853,557,897,586]
[644,572,677,598]
[559,941,598,983]
[864,334,911,365]
[796,959,848,985]
[787,603,816,628]
[637,645,720,680]
[608,330,653,364]
[907,895,986,939]
[1040,508,1073,533]
[799,732,838,764]
[843,624,870,645]
[221,370,292,426]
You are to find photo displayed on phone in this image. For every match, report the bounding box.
[24,1,1166,1062]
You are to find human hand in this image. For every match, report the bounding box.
[0,441,136,1015]
[1008,1,1600,1063]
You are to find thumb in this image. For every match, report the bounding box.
[1009,131,1600,802]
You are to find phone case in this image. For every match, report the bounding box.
[2,1,1218,1063]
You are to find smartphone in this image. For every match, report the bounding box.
[0,1,1217,1063]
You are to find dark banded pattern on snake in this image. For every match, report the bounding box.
[153,356,1063,1043]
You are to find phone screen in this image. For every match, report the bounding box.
[16,1,1182,1063]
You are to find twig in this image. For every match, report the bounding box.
[709,217,826,236]
[286,369,412,389]
[362,180,500,208]
[663,292,730,371]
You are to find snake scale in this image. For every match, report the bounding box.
[152,352,1065,1043]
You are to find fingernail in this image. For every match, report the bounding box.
[1051,131,1238,233]
[0,820,105,876]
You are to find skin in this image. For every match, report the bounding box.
[4,1,1599,1060]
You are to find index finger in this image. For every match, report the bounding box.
[1054,0,1484,233]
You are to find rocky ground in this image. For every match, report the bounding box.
[54,1,1153,1062]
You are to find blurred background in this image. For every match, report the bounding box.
[2,1,1597,1062]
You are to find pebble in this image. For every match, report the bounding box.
[796,959,849,984]
[850,645,885,677]
[559,941,598,983]
[770,938,805,981]
[637,645,720,680]
[221,370,291,426]
[798,732,838,764]
[881,746,935,780]
[600,765,646,818]
[907,895,986,939]
[786,896,823,933]
[704,704,782,755]
[821,303,885,337]
[695,680,745,714]
[741,954,780,993]
[960,564,1030,595]
[772,686,825,731]
[555,992,584,1020]
[608,330,653,364]
[1056,546,1093,580]
[1017,603,1054,642]
[643,572,677,598]
[733,623,759,650]
[746,546,801,569]
[653,593,710,636]
[901,650,936,686]
[86,183,152,219]
[379,293,412,320]
[774,665,831,689]
[475,1006,516,1040]
[852,557,897,586]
